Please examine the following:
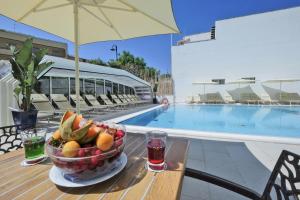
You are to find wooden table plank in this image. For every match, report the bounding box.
[144,139,189,200]
[78,135,147,200]
[0,134,189,200]
[31,135,145,200]
[120,140,175,200]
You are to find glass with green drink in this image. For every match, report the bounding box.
[21,128,47,164]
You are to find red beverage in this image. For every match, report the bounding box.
[146,131,167,172]
[147,139,165,164]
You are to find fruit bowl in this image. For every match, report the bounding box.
[46,130,126,181]
[46,111,127,181]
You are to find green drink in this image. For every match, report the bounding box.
[21,128,46,161]
[23,136,45,159]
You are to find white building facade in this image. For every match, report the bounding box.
[172,7,300,103]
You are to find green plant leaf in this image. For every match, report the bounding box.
[10,58,24,82]
[34,48,48,67]
[14,87,21,96]
[26,60,35,86]
[15,38,33,69]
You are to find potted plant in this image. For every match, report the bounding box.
[9,38,53,129]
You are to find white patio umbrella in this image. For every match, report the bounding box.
[0,0,179,113]
[227,79,255,101]
[262,78,300,100]
[192,81,217,101]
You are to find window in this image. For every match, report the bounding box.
[113,83,118,94]
[105,80,112,94]
[125,86,130,94]
[96,79,104,95]
[70,78,84,95]
[212,79,225,85]
[85,79,95,95]
[34,76,50,95]
[119,84,124,94]
[52,77,69,95]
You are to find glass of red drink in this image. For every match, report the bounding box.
[146,131,167,172]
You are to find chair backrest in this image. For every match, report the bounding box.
[0,125,22,154]
[118,95,129,103]
[122,95,132,102]
[262,150,300,200]
[31,94,55,113]
[99,94,114,105]
[69,95,91,109]
[111,95,123,104]
[85,95,101,106]
[50,94,74,110]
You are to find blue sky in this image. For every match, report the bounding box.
[0,0,300,74]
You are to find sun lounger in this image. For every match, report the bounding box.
[83,95,111,111]
[111,95,129,107]
[31,93,59,119]
[239,93,261,104]
[126,94,144,105]
[119,95,136,105]
[99,94,119,108]
[186,96,194,104]
[133,94,150,104]
[50,94,76,112]
[69,95,96,112]
[193,95,201,103]
[277,92,300,105]
[205,93,224,104]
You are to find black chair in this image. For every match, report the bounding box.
[0,125,23,154]
[185,150,300,200]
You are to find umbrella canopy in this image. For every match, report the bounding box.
[262,78,300,100]
[226,79,256,101]
[0,0,179,113]
[192,81,218,101]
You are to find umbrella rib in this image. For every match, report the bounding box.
[79,2,135,12]
[92,0,123,39]
[80,5,112,28]
[17,0,48,21]
[34,3,72,13]
[117,0,179,33]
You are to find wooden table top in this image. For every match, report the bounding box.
[0,133,189,200]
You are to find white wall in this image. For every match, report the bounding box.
[183,32,211,42]
[172,7,300,102]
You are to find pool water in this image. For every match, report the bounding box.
[120,105,300,138]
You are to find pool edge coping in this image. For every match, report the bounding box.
[106,104,300,145]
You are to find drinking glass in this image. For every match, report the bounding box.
[20,128,47,161]
[146,131,167,172]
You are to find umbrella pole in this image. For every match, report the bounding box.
[279,81,282,101]
[74,1,80,114]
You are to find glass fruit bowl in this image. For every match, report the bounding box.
[46,130,126,181]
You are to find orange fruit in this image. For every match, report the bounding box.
[87,125,101,138]
[62,141,81,157]
[72,114,83,130]
[62,111,75,123]
[96,132,114,151]
[52,129,61,140]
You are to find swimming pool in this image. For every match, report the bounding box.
[120,105,300,138]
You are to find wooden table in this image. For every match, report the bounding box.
[0,133,189,200]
